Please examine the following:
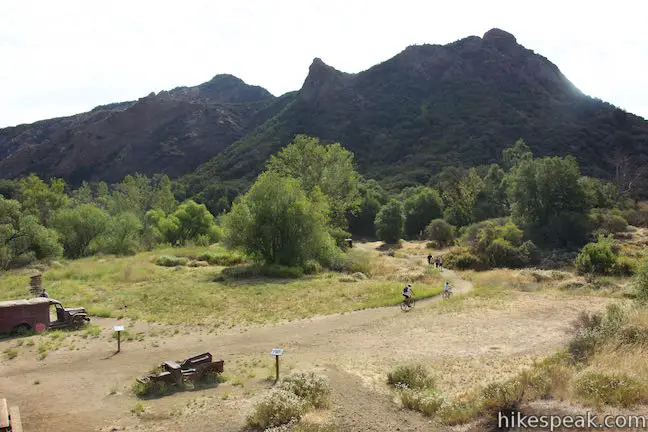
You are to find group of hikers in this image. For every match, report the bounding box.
[427,254,443,268]
[402,254,451,307]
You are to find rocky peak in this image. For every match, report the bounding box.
[300,58,352,104]
[482,28,519,52]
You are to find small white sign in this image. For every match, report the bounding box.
[113,325,124,332]
[271,348,284,356]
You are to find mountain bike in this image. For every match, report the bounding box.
[442,287,454,299]
[400,297,415,311]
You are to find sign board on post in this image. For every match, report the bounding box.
[270,348,284,383]
[114,325,124,353]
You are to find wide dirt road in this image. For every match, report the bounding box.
[0,268,610,432]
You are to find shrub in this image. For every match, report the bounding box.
[154,256,188,267]
[335,249,372,274]
[246,389,307,429]
[219,265,304,279]
[437,400,480,426]
[623,208,648,228]
[614,256,637,276]
[387,364,435,390]
[574,372,646,408]
[424,219,455,248]
[633,256,648,303]
[519,240,541,265]
[486,238,524,268]
[302,259,323,275]
[443,248,485,270]
[575,236,618,275]
[398,387,444,416]
[589,208,628,235]
[132,373,173,398]
[279,372,331,408]
[479,379,525,422]
[195,251,245,266]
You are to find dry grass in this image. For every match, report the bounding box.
[0,244,443,325]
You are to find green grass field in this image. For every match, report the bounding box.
[0,245,443,325]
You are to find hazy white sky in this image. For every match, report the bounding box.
[1,0,646,128]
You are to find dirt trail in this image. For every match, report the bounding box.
[0,253,612,432]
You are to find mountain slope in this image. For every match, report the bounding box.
[182,28,648,197]
[0,75,275,185]
[2,28,647,197]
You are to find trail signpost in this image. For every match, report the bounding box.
[114,325,124,353]
[270,348,284,383]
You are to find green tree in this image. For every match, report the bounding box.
[222,172,337,266]
[507,156,590,248]
[474,164,508,221]
[151,175,177,214]
[375,200,404,244]
[90,212,142,256]
[172,200,217,244]
[579,176,619,209]
[347,179,389,238]
[0,196,62,269]
[0,179,20,200]
[109,174,152,217]
[403,187,443,239]
[424,219,455,248]
[441,168,483,227]
[266,135,360,229]
[70,182,94,206]
[52,204,110,258]
[502,138,533,171]
[18,174,69,225]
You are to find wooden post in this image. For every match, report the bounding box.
[270,348,284,384]
[114,325,124,353]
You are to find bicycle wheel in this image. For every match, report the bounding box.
[400,301,408,311]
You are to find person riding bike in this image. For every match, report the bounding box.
[402,284,414,307]
[444,281,451,296]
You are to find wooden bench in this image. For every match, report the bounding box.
[0,398,9,431]
[8,406,22,432]
[0,399,23,432]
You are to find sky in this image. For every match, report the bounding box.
[1,0,647,128]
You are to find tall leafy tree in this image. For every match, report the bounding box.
[52,204,110,258]
[151,175,177,214]
[347,179,389,238]
[403,187,443,239]
[507,155,590,248]
[90,212,142,256]
[0,196,62,269]
[223,172,337,266]
[440,168,483,227]
[502,138,533,171]
[474,164,508,221]
[265,135,360,229]
[375,200,404,244]
[18,174,69,225]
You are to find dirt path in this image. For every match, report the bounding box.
[0,259,613,432]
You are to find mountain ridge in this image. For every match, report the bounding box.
[1,28,647,205]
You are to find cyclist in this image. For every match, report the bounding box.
[402,284,414,307]
[443,281,451,296]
